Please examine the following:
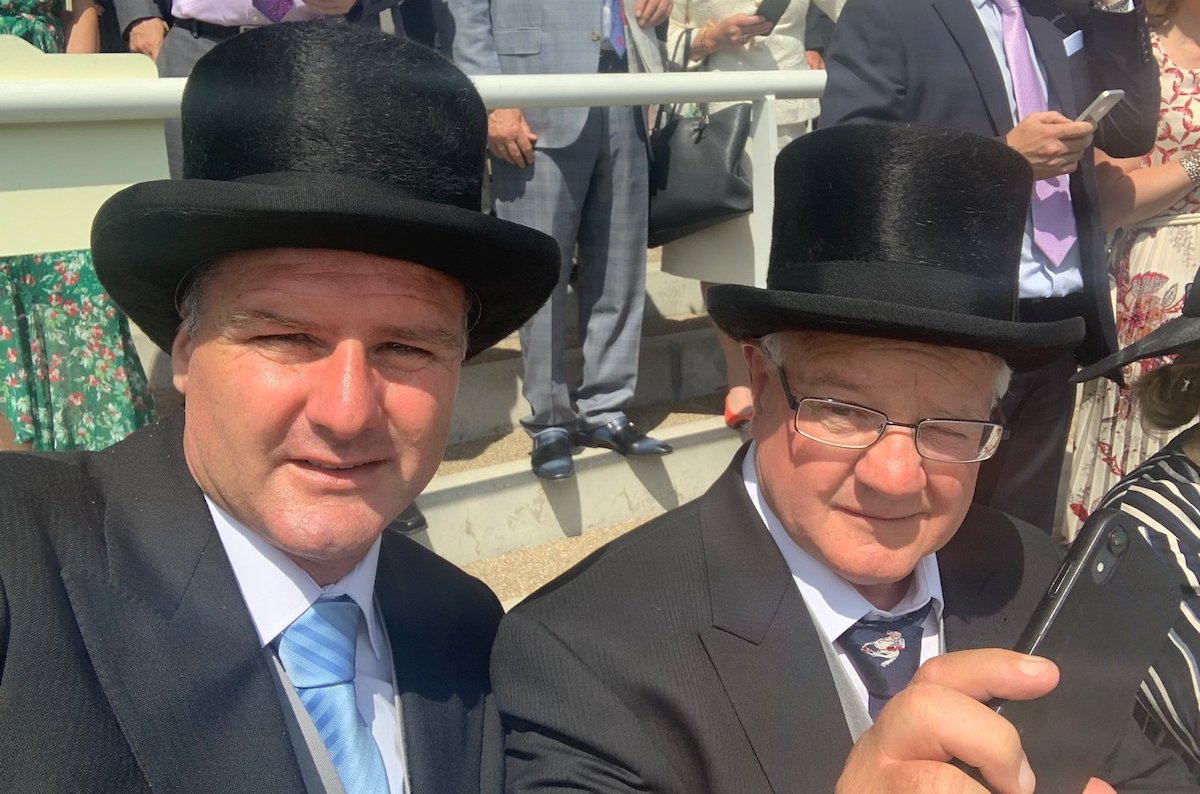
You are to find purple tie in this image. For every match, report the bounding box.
[995,0,1077,267]
[253,0,293,23]
[610,0,626,57]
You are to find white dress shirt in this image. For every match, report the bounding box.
[741,448,945,715]
[973,0,1085,299]
[207,497,407,793]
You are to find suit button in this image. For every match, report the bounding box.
[591,30,601,41]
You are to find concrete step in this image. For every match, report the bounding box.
[411,409,744,567]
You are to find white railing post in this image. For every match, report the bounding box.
[748,95,779,288]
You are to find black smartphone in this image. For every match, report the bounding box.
[754,0,790,25]
[994,509,1182,793]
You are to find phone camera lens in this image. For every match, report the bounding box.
[1108,528,1129,554]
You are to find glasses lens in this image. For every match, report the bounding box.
[795,399,885,448]
[916,420,1002,463]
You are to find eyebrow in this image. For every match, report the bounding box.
[796,369,984,419]
[220,309,465,350]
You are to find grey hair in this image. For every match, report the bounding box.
[174,257,474,361]
[758,331,1013,408]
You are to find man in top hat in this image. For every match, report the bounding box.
[0,22,559,794]
[487,123,1197,791]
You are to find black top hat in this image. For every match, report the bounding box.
[707,123,1084,370]
[91,22,559,358]
[1072,270,1200,382]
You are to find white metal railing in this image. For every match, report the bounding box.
[0,70,827,284]
[0,71,824,121]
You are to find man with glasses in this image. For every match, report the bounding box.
[487,123,1197,792]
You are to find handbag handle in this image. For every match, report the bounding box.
[655,27,711,134]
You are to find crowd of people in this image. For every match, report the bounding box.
[7,0,1200,791]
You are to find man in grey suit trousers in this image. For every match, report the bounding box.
[450,0,675,480]
[0,24,560,793]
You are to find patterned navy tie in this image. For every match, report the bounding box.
[837,601,933,720]
[278,596,390,794]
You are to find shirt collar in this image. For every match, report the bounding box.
[740,445,944,645]
[206,496,385,659]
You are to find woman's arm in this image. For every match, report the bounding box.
[63,0,100,53]
[1094,147,1198,232]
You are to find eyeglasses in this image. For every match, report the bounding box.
[776,366,1003,464]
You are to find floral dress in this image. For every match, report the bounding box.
[0,0,65,52]
[1064,32,1200,539]
[0,250,156,451]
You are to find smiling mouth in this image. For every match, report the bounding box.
[294,458,385,474]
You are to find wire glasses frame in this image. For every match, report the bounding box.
[776,366,1004,464]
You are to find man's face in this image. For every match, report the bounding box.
[172,248,466,584]
[747,331,999,608]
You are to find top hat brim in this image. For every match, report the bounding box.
[1072,314,1200,383]
[708,282,1084,371]
[91,173,560,358]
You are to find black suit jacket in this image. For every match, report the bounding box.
[0,413,501,793]
[819,0,1157,368]
[491,451,1195,792]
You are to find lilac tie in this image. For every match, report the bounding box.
[253,0,293,23]
[610,0,627,57]
[995,0,1077,267]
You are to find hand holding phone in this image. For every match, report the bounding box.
[980,510,1180,793]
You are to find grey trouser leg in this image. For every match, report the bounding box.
[492,105,648,435]
[157,26,220,179]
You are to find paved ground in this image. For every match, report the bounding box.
[461,513,650,606]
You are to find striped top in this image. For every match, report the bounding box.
[1101,432,1200,773]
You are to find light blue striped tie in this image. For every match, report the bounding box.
[278,596,390,794]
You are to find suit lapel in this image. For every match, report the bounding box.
[932,0,1015,133]
[939,504,1052,652]
[62,414,306,793]
[697,460,854,792]
[1023,2,1079,116]
[376,534,489,794]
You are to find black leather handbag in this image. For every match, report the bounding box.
[647,100,754,247]
[647,31,754,247]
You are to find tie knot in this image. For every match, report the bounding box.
[278,596,360,688]
[994,0,1021,14]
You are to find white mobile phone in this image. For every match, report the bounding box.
[1075,89,1125,125]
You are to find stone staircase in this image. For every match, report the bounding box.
[131,251,747,570]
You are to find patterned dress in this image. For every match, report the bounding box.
[0,251,155,450]
[0,0,65,51]
[1064,32,1200,539]
[1101,431,1200,775]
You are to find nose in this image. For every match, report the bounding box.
[305,341,383,440]
[853,426,927,498]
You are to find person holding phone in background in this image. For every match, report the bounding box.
[662,0,844,432]
[1067,0,1200,538]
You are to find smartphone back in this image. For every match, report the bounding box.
[755,0,791,24]
[996,509,1181,793]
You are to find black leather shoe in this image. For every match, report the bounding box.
[576,416,673,456]
[390,503,428,534]
[531,428,575,480]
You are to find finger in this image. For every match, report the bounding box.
[1056,121,1096,140]
[1083,778,1118,794]
[516,136,535,167]
[912,651,1058,703]
[873,682,1035,794]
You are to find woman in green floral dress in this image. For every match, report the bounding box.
[1,3,155,451]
